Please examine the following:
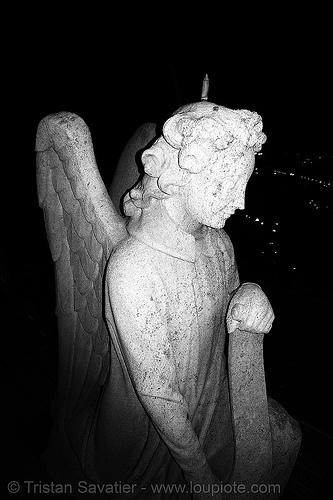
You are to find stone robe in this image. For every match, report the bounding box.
[86,203,239,498]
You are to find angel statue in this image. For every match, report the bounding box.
[36,81,301,499]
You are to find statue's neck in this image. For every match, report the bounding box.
[128,199,201,263]
[162,197,203,236]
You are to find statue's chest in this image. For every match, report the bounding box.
[159,250,227,359]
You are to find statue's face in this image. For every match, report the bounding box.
[183,147,255,229]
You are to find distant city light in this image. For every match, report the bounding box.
[235,153,331,292]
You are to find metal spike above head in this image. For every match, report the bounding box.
[201,74,209,100]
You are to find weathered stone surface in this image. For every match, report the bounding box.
[37,100,301,499]
[227,284,273,497]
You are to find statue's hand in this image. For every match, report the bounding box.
[227,282,274,334]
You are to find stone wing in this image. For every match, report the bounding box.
[36,112,127,435]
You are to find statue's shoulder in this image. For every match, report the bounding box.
[106,234,158,286]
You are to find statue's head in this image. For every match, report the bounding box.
[124,101,266,229]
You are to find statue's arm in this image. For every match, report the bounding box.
[217,229,240,295]
[106,250,216,486]
[217,230,274,333]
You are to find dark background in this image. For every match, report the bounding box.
[1,13,332,498]
[4,36,332,280]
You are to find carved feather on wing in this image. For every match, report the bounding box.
[36,112,128,435]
